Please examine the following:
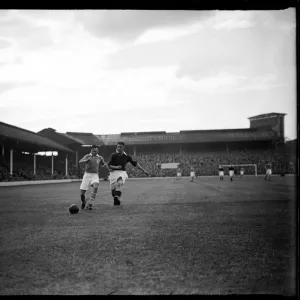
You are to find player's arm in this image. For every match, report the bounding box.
[136,163,149,176]
[97,156,109,174]
[79,154,91,164]
[99,157,109,170]
[129,156,149,176]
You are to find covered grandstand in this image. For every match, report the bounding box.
[0,122,74,181]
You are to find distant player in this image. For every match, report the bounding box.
[240,167,245,178]
[265,163,272,181]
[108,142,149,206]
[79,145,108,210]
[176,166,182,180]
[190,167,196,182]
[229,165,234,181]
[218,165,224,180]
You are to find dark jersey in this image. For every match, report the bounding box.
[108,152,137,171]
[229,167,234,171]
[219,168,224,172]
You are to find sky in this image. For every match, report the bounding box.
[0,9,297,139]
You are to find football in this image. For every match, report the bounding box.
[69,204,79,214]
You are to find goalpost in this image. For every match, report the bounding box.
[222,164,258,177]
[159,162,180,177]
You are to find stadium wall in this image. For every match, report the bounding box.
[0,178,82,187]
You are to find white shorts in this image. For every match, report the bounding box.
[190,172,195,177]
[266,169,272,175]
[80,173,99,190]
[219,171,224,177]
[177,173,181,177]
[229,170,234,177]
[240,171,244,175]
[109,170,128,185]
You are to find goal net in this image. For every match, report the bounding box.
[158,162,180,177]
[221,164,257,176]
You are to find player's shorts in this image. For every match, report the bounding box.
[190,172,195,177]
[266,169,272,175]
[240,171,244,175]
[229,170,234,177]
[219,171,224,177]
[177,172,182,177]
[80,172,99,190]
[109,170,128,185]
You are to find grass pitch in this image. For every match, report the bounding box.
[0,176,296,295]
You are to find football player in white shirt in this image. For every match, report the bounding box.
[190,166,196,182]
[240,167,245,178]
[79,145,108,210]
[265,163,272,181]
[218,165,224,180]
[176,167,182,180]
[229,165,234,181]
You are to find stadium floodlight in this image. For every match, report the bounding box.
[222,164,258,176]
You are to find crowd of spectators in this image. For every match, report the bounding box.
[0,162,81,182]
[0,144,296,181]
[123,146,296,177]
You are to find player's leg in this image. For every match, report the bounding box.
[115,177,124,205]
[80,189,87,209]
[109,173,118,204]
[192,172,196,182]
[79,173,90,209]
[87,178,100,210]
[110,176,123,206]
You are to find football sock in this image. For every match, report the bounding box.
[81,195,85,202]
[90,192,96,203]
[115,191,121,198]
[111,189,117,197]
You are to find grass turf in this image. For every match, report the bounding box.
[0,176,296,295]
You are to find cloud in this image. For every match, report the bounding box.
[0,82,34,96]
[75,10,214,42]
[0,10,9,19]
[209,11,255,30]
[0,65,178,112]
[0,83,20,95]
[0,12,54,51]
[175,10,295,85]
[207,9,295,31]
[134,19,204,45]
[0,38,13,49]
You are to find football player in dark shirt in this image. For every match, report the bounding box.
[218,165,224,180]
[228,165,234,181]
[108,142,150,206]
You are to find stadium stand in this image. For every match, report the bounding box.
[66,132,104,146]
[0,122,74,182]
[0,113,297,181]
